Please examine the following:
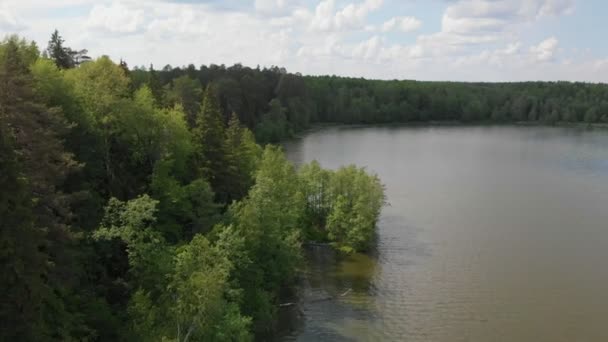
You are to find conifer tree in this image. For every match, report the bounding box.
[192,85,227,197]
[46,29,74,69]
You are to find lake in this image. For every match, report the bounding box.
[281,125,608,342]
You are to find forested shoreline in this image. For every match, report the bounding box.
[129,54,608,144]
[0,32,385,341]
[2,30,608,341]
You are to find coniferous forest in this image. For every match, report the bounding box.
[2,30,608,341]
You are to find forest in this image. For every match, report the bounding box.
[0,32,385,341]
[2,30,608,341]
[130,49,608,144]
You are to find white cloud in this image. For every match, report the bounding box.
[146,5,209,39]
[530,36,559,62]
[442,0,575,36]
[352,35,382,60]
[0,5,26,32]
[403,0,573,62]
[381,16,421,33]
[86,1,146,34]
[1,0,96,12]
[310,0,383,32]
[5,0,605,82]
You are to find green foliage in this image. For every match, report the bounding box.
[94,195,173,292]
[166,75,203,127]
[298,160,332,240]
[193,85,228,195]
[223,113,262,202]
[95,197,250,341]
[327,166,385,252]
[47,30,74,69]
[151,161,220,242]
[255,98,290,143]
[299,163,385,252]
[146,65,164,106]
[45,30,90,69]
[0,120,47,341]
[129,235,251,342]
[219,146,304,335]
[0,35,90,341]
[30,29,608,341]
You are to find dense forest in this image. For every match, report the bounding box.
[0,32,384,341]
[2,29,608,341]
[128,50,608,144]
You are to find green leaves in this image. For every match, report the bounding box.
[192,85,227,192]
[255,98,290,143]
[300,163,385,252]
[95,197,251,341]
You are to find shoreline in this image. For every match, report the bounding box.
[287,120,608,139]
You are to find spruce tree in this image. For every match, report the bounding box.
[192,85,227,197]
[46,29,74,69]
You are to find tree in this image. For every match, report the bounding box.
[166,75,202,127]
[298,160,332,240]
[0,120,48,341]
[326,165,385,252]
[0,35,84,340]
[165,235,250,342]
[192,85,227,196]
[47,29,74,69]
[255,98,289,143]
[95,197,250,341]
[94,195,173,293]
[223,113,261,202]
[584,107,599,123]
[147,64,164,106]
[219,146,304,336]
[64,56,133,197]
[151,162,220,242]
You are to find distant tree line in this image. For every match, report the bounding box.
[124,59,608,144]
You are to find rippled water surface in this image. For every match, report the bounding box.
[281,125,608,342]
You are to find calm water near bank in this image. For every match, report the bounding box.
[281,125,608,342]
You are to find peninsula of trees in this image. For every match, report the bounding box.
[0,32,385,341]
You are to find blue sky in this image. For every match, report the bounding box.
[1,0,607,82]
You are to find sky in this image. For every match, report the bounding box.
[1,0,607,82]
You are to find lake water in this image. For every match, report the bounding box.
[281,125,608,342]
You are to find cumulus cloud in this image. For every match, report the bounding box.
[381,16,421,33]
[146,5,210,39]
[530,36,559,62]
[405,0,573,62]
[5,0,603,82]
[86,1,146,34]
[309,0,383,32]
[352,35,382,60]
[442,0,575,35]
